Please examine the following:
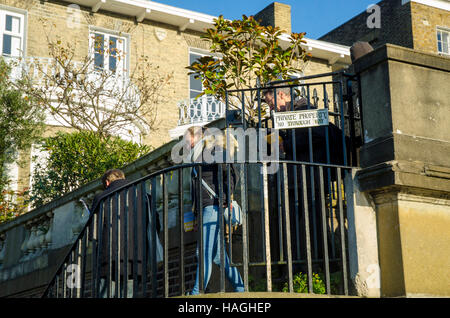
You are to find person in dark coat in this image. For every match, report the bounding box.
[90,169,142,298]
[185,126,244,295]
[90,169,129,213]
[263,86,345,164]
[262,87,346,265]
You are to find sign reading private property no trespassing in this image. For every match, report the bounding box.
[273,109,329,129]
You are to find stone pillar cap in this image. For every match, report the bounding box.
[351,41,374,63]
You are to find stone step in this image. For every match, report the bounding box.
[175,292,360,298]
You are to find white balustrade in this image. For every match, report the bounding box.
[19,214,54,262]
[177,95,225,126]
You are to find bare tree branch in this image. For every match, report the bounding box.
[14,19,173,140]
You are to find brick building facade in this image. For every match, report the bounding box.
[319,0,450,57]
[0,0,351,195]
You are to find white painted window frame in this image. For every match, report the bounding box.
[188,47,214,99]
[88,26,130,77]
[0,5,27,57]
[437,26,450,56]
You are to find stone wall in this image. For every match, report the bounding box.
[355,44,450,297]
[345,170,380,298]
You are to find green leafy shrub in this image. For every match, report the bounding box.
[187,14,310,118]
[329,271,343,295]
[282,272,326,294]
[29,131,150,207]
[248,274,267,292]
[0,57,43,223]
[0,57,44,193]
[282,271,344,295]
[0,182,29,224]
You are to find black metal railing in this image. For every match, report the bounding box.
[42,71,361,298]
[224,71,363,167]
[42,160,353,298]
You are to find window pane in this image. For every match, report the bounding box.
[190,90,202,99]
[12,17,20,33]
[443,32,449,53]
[437,31,442,41]
[189,53,203,94]
[1,35,20,56]
[442,32,449,45]
[11,36,21,56]
[5,15,20,33]
[2,34,11,55]
[190,53,201,65]
[94,33,104,69]
[94,52,104,69]
[109,37,117,72]
[438,41,442,52]
[190,75,202,92]
[5,15,12,31]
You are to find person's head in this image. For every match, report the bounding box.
[263,87,292,111]
[101,169,125,189]
[184,126,204,149]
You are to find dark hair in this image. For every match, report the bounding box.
[101,169,125,189]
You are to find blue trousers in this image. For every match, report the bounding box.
[191,205,244,295]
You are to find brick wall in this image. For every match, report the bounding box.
[319,0,414,50]
[254,2,291,33]
[410,2,450,55]
[320,0,450,56]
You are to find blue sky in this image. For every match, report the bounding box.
[152,0,379,39]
